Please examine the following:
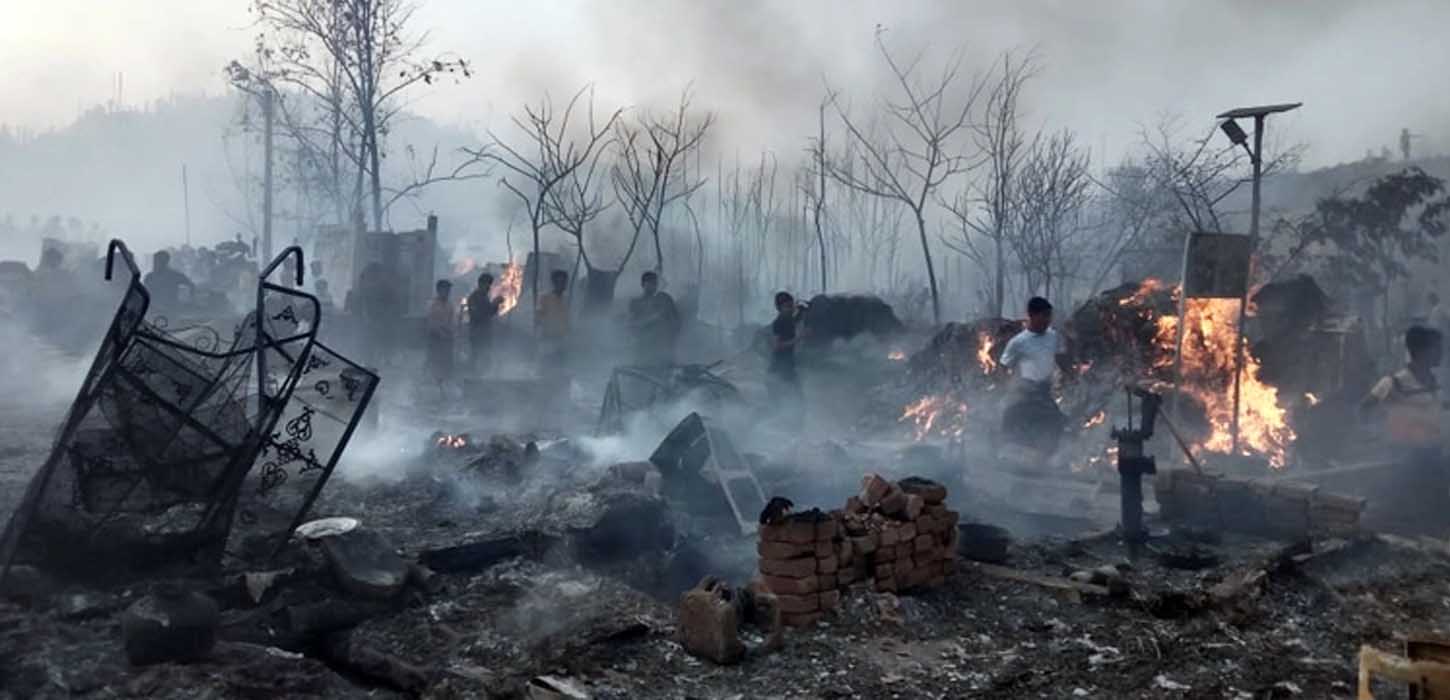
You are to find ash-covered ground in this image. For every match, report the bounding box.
[1,322,1446,700]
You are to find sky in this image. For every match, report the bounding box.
[3,0,1449,169]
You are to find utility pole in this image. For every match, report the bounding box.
[182,164,192,246]
[262,88,276,262]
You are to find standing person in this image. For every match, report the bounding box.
[1360,325,1446,532]
[627,271,681,368]
[536,270,571,372]
[767,292,803,413]
[998,297,1073,454]
[467,272,502,375]
[143,250,195,309]
[425,279,455,398]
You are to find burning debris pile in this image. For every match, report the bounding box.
[878,278,1299,471]
[757,475,959,627]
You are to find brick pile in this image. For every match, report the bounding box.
[1154,468,1363,539]
[758,474,960,627]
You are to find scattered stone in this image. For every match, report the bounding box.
[55,591,123,620]
[0,564,53,603]
[121,587,220,666]
[318,528,410,600]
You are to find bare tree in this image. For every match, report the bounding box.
[238,0,475,232]
[943,51,1034,317]
[465,86,623,309]
[611,88,714,277]
[801,94,834,293]
[1084,116,1304,292]
[1008,129,1093,300]
[824,32,984,323]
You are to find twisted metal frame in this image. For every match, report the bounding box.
[0,240,378,581]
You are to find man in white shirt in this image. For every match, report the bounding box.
[998,296,1072,453]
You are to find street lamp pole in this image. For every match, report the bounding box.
[1216,102,1300,456]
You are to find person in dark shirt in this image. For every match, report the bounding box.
[466,272,503,375]
[768,291,803,410]
[143,250,194,309]
[627,271,681,367]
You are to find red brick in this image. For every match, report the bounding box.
[879,490,908,517]
[762,574,819,596]
[904,494,925,521]
[872,578,897,593]
[877,545,896,560]
[874,562,895,579]
[851,534,878,555]
[819,589,841,610]
[817,556,839,575]
[758,540,813,559]
[760,520,816,545]
[843,515,869,536]
[859,474,892,507]
[819,574,837,590]
[835,539,854,565]
[776,593,819,615]
[814,541,834,558]
[895,546,912,563]
[898,523,917,542]
[782,611,824,627]
[815,518,839,542]
[914,535,934,554]
[925,503,948,517]
[880,526,899,547]
[760,556,816,579]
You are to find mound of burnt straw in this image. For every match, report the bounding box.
[756,475,960,627]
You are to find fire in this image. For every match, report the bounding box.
[1147,294,1295,468]
[887,350,906,361]
[900,394,969,441]
[436,433,469,449]
[976,332,997,374]
[1083,410,1107,429]
[1304,392,1320,406]
[490,262,523,316]
[1121,277,1172,307]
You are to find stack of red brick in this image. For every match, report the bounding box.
[757,474,960,627]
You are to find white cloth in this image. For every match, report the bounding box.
[999,328,1061,384]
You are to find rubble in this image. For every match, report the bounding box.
[316,527,411,600]
[120,588,220,666]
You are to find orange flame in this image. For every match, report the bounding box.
[1083,410,1107,429]
[436,434,468,449]
[1146,293,1295,468]
[900,394,969,441]
[491,262,523,316]
[977,332,997,374]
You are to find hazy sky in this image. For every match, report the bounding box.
[3,0,1449,168]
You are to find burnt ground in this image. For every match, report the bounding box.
[1,332,1448,699]
[4,519,1450,699]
